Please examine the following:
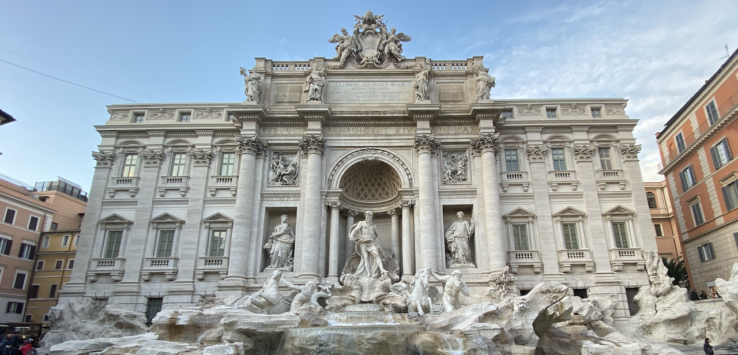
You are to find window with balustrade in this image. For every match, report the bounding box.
[209,230,227,257]
[505,149,519,172]
[552,207,589,254]
[147,213,184,260]
[156,230,175,257]
[562,223,579,249]
[512,224,529,250]
[103,231,123,259]
[220,152,236,175]
[552,148,567,171]
[603,205,638,251]
[201,212,233,260]
[170,153,188,177]
[598,147,613,170]
[504,208,537,252]
[121,154,139,177]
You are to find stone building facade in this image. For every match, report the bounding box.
[61,15,657,330]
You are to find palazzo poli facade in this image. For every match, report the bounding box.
[62,13,657,329]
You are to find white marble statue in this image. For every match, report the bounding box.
[281,279,317,312]
[342,211,397,279]
[413,59,432,101]
[269,153,299,185]
[239,67,261,104]
[407,268,437,315]
[471,64,495,101]
[328,28,357,66]
[263,215,295,271]
[445,211,475,267]
[380,27,411,62]
[247,269,290,314]
[431,270,470,312]
[304,67,326,102]
[442,153,467,184]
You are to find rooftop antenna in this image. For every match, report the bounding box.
[719,44,729,60]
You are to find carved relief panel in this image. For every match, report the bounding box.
[441,151,470,184]
[268,151,300,186]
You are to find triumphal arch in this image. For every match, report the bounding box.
[63,11,657,328]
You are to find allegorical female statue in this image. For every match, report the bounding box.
[264,214,295,271]
[304,67,326,102]
[445,211,475,267]
[412,59,432,102]
[471,64,495,101]
[240,67,262,104]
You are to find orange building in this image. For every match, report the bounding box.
[644,181,682,261]
[657,49,738,296]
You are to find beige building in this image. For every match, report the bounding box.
[644,181,682,261]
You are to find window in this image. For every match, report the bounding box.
[179,112,191,122]
[552,148,567,171]
[680,166,696,191]
[30,285,39,299]
[591,108,601,118]
[50,222,58,231]
[122,154,138,177]
[227,114,235,122]
[104,231,123,259]
[690,201,705,226]
[170,153,188,176]
[156,230,175,258]
[133,113,145,123]
[73,235,79,246]
[723,180,738,211]
[646,192,657,209]
[698,242,715,261]
[0,238,11,255]
[48,284,58,298]
[612,222,629,248]
[505,149,519,172]
[598,148,612,170]
[546,108,557,118]
[706,101,720,125]
[3,209,16,224]
[54,260,63,270]
[512,224,529,250]
[13,272,26,290]
[61,235,70,247]
[562,223,579,249]
[42,236,50,248]
[675,133,686,153]
[735,232,738,249]
[6,302,23,314]
[27,216,39,231]
[24,315,31,322]
[43,314,49,322]
[68,259,74,269]
[35,260,44,271]
[626,288,640,315]
[18,243,35,260]
[209,230,227,257]
[573,289,588,299]
[654,224,663,237]
[501,110,513,120]
[220,153,236,175]
[710,138,733,169]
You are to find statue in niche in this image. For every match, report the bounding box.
[379,27,411,62]
[239,67,262,104]
[412,59,432,102]
[341,211,399,281]
[445,211,475,267]
[431,270,470,312]
[263,214,295,271]
[442,152,468,184]
[269,153,299,185]
[471,64,495,101]
[304,66,326,102]
[328,28,358,66]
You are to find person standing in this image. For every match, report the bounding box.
[704,338,714,355]
[690,290,700,301]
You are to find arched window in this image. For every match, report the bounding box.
[646,192,657,209]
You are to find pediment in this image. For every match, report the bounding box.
[99,213,133,225]
[503,207,536,219]
[552,206,586,217]
[150,212,185,224]
[203,213,233,224]
[602,205,635,216]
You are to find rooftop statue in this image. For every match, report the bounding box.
[239,67,261,104]
[471,64,495,101]
[327,10,411,69]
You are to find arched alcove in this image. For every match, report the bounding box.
[339,160,401,202]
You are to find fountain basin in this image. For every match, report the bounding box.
[324,311,413,326]
[343,303,385,312]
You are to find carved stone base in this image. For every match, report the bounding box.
[448,263,476,269]
[415,99,432,104]
[264,266,293,273]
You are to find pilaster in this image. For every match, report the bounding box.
[574,144,612,275]
[525,143,562,278]
[414,134,440,270]
[619,144,658,251]
[471,133,506,271]
[297,134,325,279]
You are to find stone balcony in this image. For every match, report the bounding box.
[595,169,627,190]
[499,171,530,192]
[507,250,542,273]
[609,248,646,272]
[548,171,579,192]
[557,249,594,273]
[107,177,140,198]
[208,176,238,197]
[87,258,126,282]
[141,257,179,281]
[158,176,190,197]
[195,256,229,280]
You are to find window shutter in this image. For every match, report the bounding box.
[698,246,705,261]
[680,171,688,191]
[711,146,721,168]
[29,245,36,259]
[689,167,697,186]
[6,302,11,313]
[723,139,733,161]
[725,186,735,211]
[708,243,715,259]
[17,244,24,258]
[4,240,12,255]
[16,303,23,314]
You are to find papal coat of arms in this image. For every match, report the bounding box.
[328,10,411,69]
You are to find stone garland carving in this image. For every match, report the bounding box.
[517,104,541,116]
[269,152,299,185]
[413,134,440,154]
[92,151,115,167]
[234,135,267,155]
[605,104,626,115]
[189,149,212,167]
[471,64,495,102]
[149,109,175,120]
[140,149,164,167]
[561,103,587,115]
[239,67,262,104]
[327,11,411,69]
[526,145,548,162]
[445,211,475,268]
[327,147,413,188]
[412,59,432,102]
[195,109,222,120]
[304,66,326,103]
[263,214,295,272]
[620,144,641,161]
[110,112,129,121]
[441,152,468,184]
[298,135,325,155]
[470,133,500,155]
[572,144,595,161]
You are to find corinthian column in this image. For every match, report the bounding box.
[224,135,266,282]
[344,209,358,261]
[401,200,414,278]
[327,201,341,280]
[414,135,440,270]
[298,135,325,278]
[388,208,400,261]
[471,133,506,271]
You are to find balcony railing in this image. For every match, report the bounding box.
[557,249,594,273]
[609,248,645,272]
[548,170,577,181]
[195,256,229,280]
[158,176,190,197]
[108,176,140,198]
[272,62,311,71]
[209,176,238,196]
[499,171,530,192]
[88,258,126,282]
[142,257,179,281]
[595,169,627,190]
[508,250,542,273]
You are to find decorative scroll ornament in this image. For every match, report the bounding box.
[562,103,587,115]
[526,145,548,162]
[573,145,595,161]
[442,152,468,184]
[140,149,164,167]
[299,135,325,155]
[189,149,213,167]
[470,133,500,155]
[620,144,642,161]
[235,135,267,155]
[92,151,115,168]
[471,64,495,101]
[269,152,299,185]
[327,10,411,69]
[239,67,262,104]
[414,134,440,154]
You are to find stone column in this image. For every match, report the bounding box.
[620,144,658,251]
[471,133,506,271]
[224,135,266,282]
[298,135,325,278]
[343,209,358,262]
[401,200,414,278]
[414,135,440,270]
[327,201,341,280]
[525,144,561,276]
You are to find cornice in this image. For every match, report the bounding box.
[101,200,138,207]
[204,198,237,205]
[152,199,189,205]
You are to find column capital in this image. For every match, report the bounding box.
[342,209,358,217]
[525,144,548,162]
[414,134,439,154]
[92,151,115,168]
[573,144,595,162]
[620,144,641,161]
[470,133,499,154]
[400,200,415,208]
[141,149,164,168]
[387,207,399,216]
[189,149,213,167]
[235,135,267,156]
[326,201,341,209]
[299,135,325,155]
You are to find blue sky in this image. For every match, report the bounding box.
[1,0,737,190]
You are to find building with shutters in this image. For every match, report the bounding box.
[644,181,682,261]
[656,48,738,296]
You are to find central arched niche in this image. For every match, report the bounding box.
[339,159,401,202]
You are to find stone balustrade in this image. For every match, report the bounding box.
[87,258,126,282]
[158,176,190,197]
[195,256,229,280]
[507,250,542,273]
[557,249,594,273]
[609,248,646,272]
[499,171,530,192]
[208,175,238,196]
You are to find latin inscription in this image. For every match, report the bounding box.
[327,82,412,104]
[324,127,416,135]
[260,127,306,135]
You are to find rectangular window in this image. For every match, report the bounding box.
[27,216,39,231]
[156,230,175,258]
[68,259,74,269]
[690,202,705,226]
[104,231,123,259]
[54,260,63,270]
[0,238,11,255]
[501,110,513,120]
[552,148,567,171]
[612,222,629,248]
[707,101,720,125]
[122,154,138,177]
[227,114,235,122]
[179,112,191,122]
[505,149,519,172]
[13,272,26,290]
[546,108,557,118]
[3,209,16,224]
[133,113,145,123]
[42,236,50,248]
[73,235,79,246]
[591,108,601,118]
[562,223,579,249]
[735,232,738,249]
[723,180,738,211]
[209,230,227,257]
[35,260,44,271]
[30,285,39,299]
[680,166,696,191]
[50,222,58,231]
[43,314,49,322]
[220,153,236,176]
[654,224,663,237]
[18,243,35,260]
[675,133,686,153]
[170,153,188,177]
[698,242,715,261]
[512,224,529,250]
[61,235,70,247]
[6,302,23,314]
[24,315,31,322]
[48,284,57,298]
[598,148,612,170]
[710,138,733,169]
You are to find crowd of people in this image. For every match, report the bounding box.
[690,289,722,300]
[0,334,35,355]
